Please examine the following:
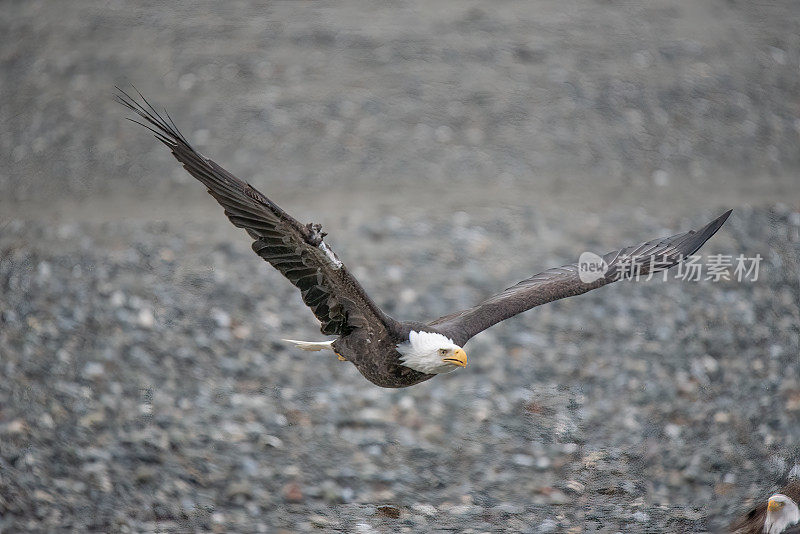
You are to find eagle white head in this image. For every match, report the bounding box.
[764,494,800,534]
[396,331,467,374]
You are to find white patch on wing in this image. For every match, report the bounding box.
[318,242,343,269]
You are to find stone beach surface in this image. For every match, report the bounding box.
[2,1,800,532]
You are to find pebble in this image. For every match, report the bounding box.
[82,362,105,379]
[309,515,335,527]
[513,454,535,467]
[493,502,524,514]
[538,519,558,532]
[283,482,304,503]
[375,505,401,519]
[211,308,231,328]
[137,308,155,328]
[632,511,650,522]
[411,503,437,516]
[6,419,26,434]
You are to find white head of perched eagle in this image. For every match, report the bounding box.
[117,86,731,389]
[730,468,800,534]
[764,494,800,534]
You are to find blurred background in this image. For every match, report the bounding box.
[1,1,799,532]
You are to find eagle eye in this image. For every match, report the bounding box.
[439,348,448,356]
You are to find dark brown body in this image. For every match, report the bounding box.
[332,321,436,388]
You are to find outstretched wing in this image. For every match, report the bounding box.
[117,87,396,336]
[430,210,732,345]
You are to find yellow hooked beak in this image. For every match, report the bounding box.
[444,348,468,367]
[767,499,784,512]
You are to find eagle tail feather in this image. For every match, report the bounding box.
[282,339,335,352]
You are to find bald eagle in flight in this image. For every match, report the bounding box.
[117,87,731,388]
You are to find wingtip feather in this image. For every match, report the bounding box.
[673,208,733,259]
[712,208,733,229]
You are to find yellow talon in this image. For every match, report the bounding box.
[336,353,347,361]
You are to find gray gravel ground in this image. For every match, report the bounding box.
[2,1,800,532]
[3,0,799,206]
[2,206,799,533]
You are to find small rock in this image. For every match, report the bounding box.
[79,410,105,427]
[82,362,104,379]
[665,423,681,439]
[37,261,51,281]
[399,288,416,304]
[211,308,231,328]
[309,515,334,527]
[283,482,303,503]
[259,435,284,449]
[513,454,535,466]
[134,465,157,484]
[652,169,670,187]
[33,489,54,503]
[538,519,558,533]
[563,480,585,494]
[39,413,54,429]
[226,482,253,500]
[232,323,251,339]
[411,503,437,516]
[375,505,401,519]
[137,307,154,328]
[714,411,730,423]
[632,511,650,522]
[493,502,524,514]
[5,419,27,434]
[110,290,126,307]
[354,523,376,534]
